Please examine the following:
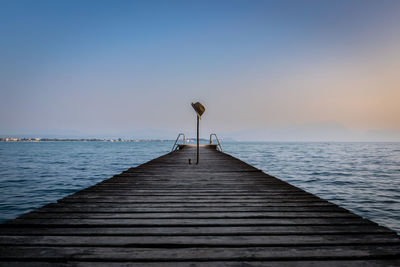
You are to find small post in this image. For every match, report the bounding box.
[196,115,199,164]
[191,102,205,165]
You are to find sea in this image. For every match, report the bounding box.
[0,141,399,233]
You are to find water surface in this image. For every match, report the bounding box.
[0,141,399,233]
[224,142,400,233]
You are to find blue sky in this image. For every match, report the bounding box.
[1,0,400,141]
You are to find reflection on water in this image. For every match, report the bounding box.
[0,141,399,233]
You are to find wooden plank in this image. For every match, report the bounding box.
[1,234,399,247]
[6,217,373,226]
[73,193,309,197]
[19,211,357,219]
[3,260,399,267]
[0,225,393,236]
[74,193,310,197]
[63,195,318,200]
[42,202,339,208]
[33,206,348,213]
[58,199,327,203]
[1,245,400,261]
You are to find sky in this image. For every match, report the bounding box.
[1,0,400,141]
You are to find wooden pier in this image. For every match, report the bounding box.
[1,145,400,266]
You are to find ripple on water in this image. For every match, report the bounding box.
[224,142,400,233]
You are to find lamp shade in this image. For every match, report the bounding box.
[191,102,205,118]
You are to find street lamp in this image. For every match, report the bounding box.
[191,102,205,164]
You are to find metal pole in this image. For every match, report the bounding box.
[196,115,199,164]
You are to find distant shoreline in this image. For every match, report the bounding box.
[0,137,209,143]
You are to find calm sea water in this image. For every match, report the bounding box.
[0,141,399,233]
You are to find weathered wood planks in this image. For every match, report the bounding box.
[1,145,399,266]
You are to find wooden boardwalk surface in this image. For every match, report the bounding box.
[1,145,400,266]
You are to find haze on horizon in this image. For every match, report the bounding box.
[1,0,400,141]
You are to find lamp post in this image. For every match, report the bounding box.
[191,102,205,164]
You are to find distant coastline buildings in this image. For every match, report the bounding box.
[0,137,169,142]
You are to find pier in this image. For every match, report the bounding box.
[1,145,400,266]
